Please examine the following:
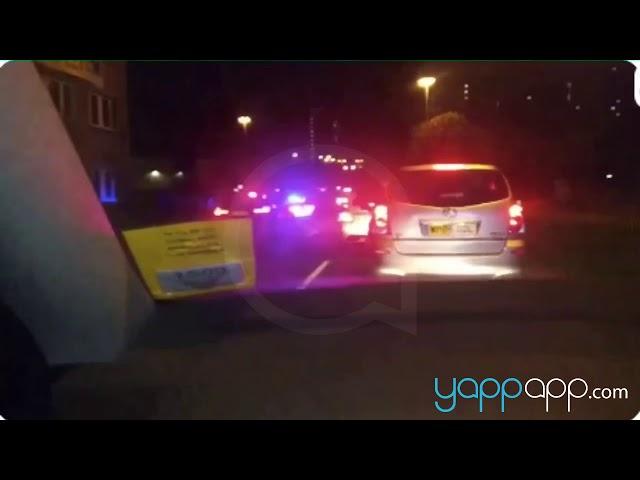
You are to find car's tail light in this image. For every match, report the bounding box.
[374,204,388,227]
[508,201,525,235]
[253,205,271,215]
[336,196,349,207]
[338,211,354,223]
[213,207,230,217]
[371,204,389,234]
[289,204,315,218]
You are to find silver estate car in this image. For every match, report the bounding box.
[370,163,525,279]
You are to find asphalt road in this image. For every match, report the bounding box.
[52,223,640,419]
[52,279,640,420]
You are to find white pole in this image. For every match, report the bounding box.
[0,61,152,365]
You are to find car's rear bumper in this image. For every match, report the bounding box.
[376,238,524,278]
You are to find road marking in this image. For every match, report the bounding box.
[298,260,331,290]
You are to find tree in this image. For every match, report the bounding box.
[409,112,560,199]
[409,112,493,164]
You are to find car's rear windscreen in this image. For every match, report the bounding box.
[396,169,510,207]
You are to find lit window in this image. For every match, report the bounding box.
[48,80,72,117]
[615,112,621,117]
[526,95,533,101]
[89,93,116,129]
[95,169,117,204]
[616,99,621,104]
[575,105,581,111]
[610,106,616,111]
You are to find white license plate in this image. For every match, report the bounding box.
[454,222,478,235]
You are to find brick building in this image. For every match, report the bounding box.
[35,61,130,203]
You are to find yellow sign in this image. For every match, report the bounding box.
[123,219,256,300]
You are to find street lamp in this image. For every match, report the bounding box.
[237,115,252,135]
[417,76,437,119]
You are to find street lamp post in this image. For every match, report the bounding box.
[417,76,437,120]
[237,115,252,136]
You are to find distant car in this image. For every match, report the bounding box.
[239,162,343,247]
[335,173,386,242]
[370,163,525,278]
[268,188,342,245]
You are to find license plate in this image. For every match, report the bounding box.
[454,222,478,235]
[428,224,453,236]
[422,221,478,237]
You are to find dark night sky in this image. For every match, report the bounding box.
[128,61,637,173]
